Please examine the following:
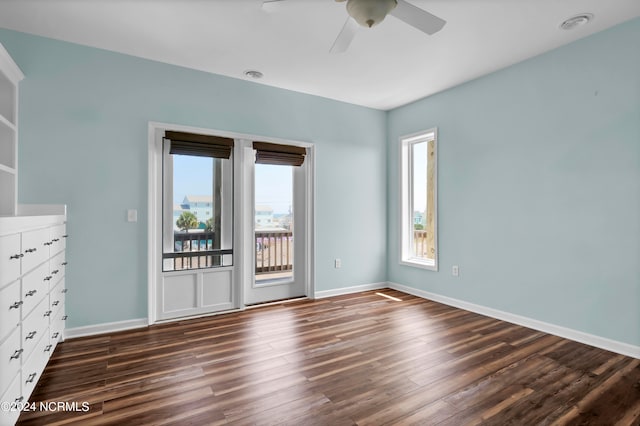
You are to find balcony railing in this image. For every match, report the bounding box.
[164,230,293,274]
[413,229,437,260]
[166,229,429,272]
[173,230,216,252]
[255,230,293,274]
[164,230,231,271]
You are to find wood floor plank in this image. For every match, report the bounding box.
[16,289,640,425]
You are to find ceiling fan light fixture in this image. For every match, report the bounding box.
[346,0,398,28]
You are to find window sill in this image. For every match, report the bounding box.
[400,258,437,271]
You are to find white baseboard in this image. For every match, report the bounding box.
[64,318,148,340]
[61,283,639,359]
[63,282,386,339]
[387,282,640,359]
[314,282,387,299]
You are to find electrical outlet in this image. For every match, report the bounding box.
[452,265,459,277]
[335,258,342,269]
[127,209,138,222]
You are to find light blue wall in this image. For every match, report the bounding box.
[1,19,638,347]
[387,19,640,346]
[0,30,387,327]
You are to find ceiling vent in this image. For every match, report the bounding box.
[244,70,264,79]
[560,14,593,30]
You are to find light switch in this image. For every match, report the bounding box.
[127,209,138,222]
[452,265,459,277]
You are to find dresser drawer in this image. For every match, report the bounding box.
[0,280,21,343]
[21,298,50,363]
[0,233,21,288]
[49,224,66,256]
[0,327,22,397]
[50,250,66,281]
[50,278,67,308]
[50,308,66,351]
[22,330,50,401]
[21,262,49,320]
[50,278,65,321]
[21,227,50,274]
[0,371,23,426]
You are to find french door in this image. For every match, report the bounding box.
[149,123,314,323]
[155,131,236,321]
[244,157,308,305]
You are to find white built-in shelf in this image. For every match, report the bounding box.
[0,42,24,217]
[0,112,15,131]
[0,163,16,174]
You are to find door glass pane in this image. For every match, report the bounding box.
[254,164,293,283]
[163,152,233,271]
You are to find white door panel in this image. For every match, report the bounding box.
[202,269,233,308]
[158,268,235,320]
[160,273,197,316]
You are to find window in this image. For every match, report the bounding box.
[400,129,437,270]
[162,131,234,271]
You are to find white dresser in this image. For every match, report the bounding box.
[0,208,68,426]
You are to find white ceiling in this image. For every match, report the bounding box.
[0,0,638,110]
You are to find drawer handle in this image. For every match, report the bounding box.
[63,235,68,238]
[62,289,68,294]
[52,238,60,242]
[52,332,59,338]
[44,276,53,281]
[62,315,68,320]
[10,300,23,309]
[14,396,24,403]
[10,349,23,360]
[26,289,37,297]
[52,269,60,275]
[26,331,37,339]
[52,301,60,306]
[62,262,68,266]
[10,253,24,260]
[25,248,37,253]
[44,242,53,246]
[26,373,37,384]
[44,344,53,352]
[44,310,52,317]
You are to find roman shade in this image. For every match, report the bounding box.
[166,131,234,159]
[253,142,306,166]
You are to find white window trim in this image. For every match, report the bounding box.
[399,128,438,271]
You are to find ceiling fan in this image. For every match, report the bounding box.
[263,0,446,53]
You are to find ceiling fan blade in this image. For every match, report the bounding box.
[390,0,446,35]
[330,18,359,53]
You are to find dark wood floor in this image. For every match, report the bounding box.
[17,289,640,425]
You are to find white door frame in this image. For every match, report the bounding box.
[147,121,315,324]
